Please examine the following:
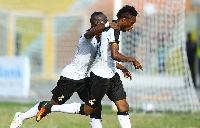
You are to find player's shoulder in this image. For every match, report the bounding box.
[102,20,117,32]
[78,31,92,44]
[80,29,94,40]
[103,28,119,34]
[79,30,87,38]
[102,27,117,34]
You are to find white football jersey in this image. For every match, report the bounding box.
[91,28,120,78]
[61,31,98,80]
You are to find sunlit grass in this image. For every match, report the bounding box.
[1,102,200,128]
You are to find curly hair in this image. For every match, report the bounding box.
[117,5,138,19]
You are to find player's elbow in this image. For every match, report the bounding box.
[84,33,92,39]
[111,54,119,61]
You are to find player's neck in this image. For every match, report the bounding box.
[115,19,121,31]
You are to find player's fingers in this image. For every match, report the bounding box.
[125,72,132,79]
[139,65,143,71]
[126,72,132,80]
[135,66,140,69]
[124,72,128,78]
[126,73,129,78]
[130,74,132,81]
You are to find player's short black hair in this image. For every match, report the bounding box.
[90,11,104,24]
[117,5,138,19]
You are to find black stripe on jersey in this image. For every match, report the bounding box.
[102,27,110,32]
[110,29,120,45]
[112,20,117,23]
[114,29,120,42]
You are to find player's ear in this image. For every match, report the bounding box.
[122,18,126,23]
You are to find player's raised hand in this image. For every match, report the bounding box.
[122,68,132,81]
[133,60,143,71]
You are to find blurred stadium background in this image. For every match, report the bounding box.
[0,0,200,114]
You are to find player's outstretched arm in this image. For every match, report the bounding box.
[84,22,110,39]
[111,44,143,71]
[116,62,132,81]
[84,22,119,39]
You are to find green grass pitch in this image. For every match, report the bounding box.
[1,102,200,128]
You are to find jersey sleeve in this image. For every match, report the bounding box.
[109,29,120,45]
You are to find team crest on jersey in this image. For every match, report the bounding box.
[58,95,65,101]
[89,99,96,105]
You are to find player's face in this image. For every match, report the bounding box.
[121,16,136,32]
[98,14,108,25]
[91,14,108,27]
[96,14,107,39]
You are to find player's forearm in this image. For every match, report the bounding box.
[84,25,105,39]
[112,52,136,63]
[115,62,125,70]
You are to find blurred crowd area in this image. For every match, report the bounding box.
[185,0,200,89]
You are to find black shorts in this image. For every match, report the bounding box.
[107,72,126,102]
[51,76,89,104]
[86,72,126,108]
